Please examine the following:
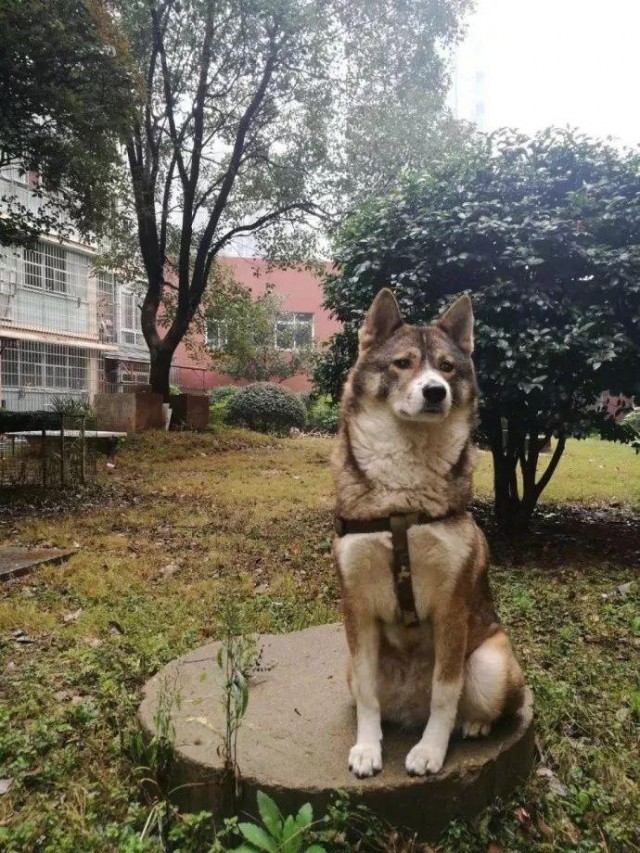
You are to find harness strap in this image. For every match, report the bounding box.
[335,510,458,629]
[389,514,420,628]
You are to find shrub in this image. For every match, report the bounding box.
[307,395,339,434]
[209,385,241,405]
[225,383,307,435]
[316,128,640,530]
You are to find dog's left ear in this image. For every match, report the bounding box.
[437,294,474,354]
[359,288,403,352]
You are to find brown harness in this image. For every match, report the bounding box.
[334,511,456,628]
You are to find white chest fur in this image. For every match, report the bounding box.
[349,404,469,492]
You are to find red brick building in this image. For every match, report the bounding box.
[172,257,341,393]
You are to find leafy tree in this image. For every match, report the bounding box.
[0,0,134,245]
[206,282,314,383]
[111,0,470,399]
[315,128,640,530]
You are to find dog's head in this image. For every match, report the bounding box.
[350,288,477,423]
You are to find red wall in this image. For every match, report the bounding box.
[172,257,341,393]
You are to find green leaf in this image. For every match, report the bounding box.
[281,814,302,853]
[238,822,277,852]
[257,791,283,839]
[295,802,313,830]
[304,846,327,853]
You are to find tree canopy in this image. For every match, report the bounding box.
[205,282,315,384]
[110,0,470,398]
[0,0,134,245]
[315,128,640,528]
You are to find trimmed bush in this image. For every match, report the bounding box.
[225,383,307,435]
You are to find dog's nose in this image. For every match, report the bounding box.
[422,383,447,404]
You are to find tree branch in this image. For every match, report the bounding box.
[534,434,567,499]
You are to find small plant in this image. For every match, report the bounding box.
[306,396,339,434]
[128,675,181,847]
[226,383,307,435]
[50,394,96,424]
[232,791,325,853]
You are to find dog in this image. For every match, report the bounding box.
[332,288,525,778]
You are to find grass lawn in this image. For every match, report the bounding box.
[0,431,638,852]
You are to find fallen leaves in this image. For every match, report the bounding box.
[62,608,82,624]
[536,765,569,797]
[156,562,180,579]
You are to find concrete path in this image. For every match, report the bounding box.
[139,623,534,840]
[0,546,77,582]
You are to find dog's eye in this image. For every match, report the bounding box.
[439,359,454,372]
[393,358,412,369]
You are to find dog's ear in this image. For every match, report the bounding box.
[359,288,402,352]
[437,294,474,354]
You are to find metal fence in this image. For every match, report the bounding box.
[0,411,98,488]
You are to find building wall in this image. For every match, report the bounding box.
[0,234,116,411]
[172,257,341,393]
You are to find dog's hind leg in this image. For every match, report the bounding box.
[458,628,524,738]
[345,616,383,778]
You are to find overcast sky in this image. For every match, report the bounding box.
[451,0,640,145]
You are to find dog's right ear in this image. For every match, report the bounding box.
[359,288,403,352]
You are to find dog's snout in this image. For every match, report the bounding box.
[422,383,447,404]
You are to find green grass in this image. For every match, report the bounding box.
[473,437,640,507]
[0,431,638,851]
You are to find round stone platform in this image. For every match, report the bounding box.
[139,623,534,840]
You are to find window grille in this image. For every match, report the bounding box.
[275,312,314,350]
[10,241,91,335]
[1,339,91,411]
[24,242,67,293]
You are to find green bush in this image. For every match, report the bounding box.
[225,383,307,435]
[209,385,241,405]
[307,395,339,434]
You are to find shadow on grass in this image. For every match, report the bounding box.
[472,498,640,569]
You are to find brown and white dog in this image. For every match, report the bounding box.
[332,288,524,778]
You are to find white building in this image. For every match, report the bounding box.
[0,167,149,411]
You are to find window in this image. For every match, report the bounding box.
[205,318,229,349]
[1,341,87,391]
[119,288,145,347]
[24,242,67,293]
[275,312,314,350]
[97,271,116,343]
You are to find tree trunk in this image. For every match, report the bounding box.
[148,346,175,402]
[486,415,567,534]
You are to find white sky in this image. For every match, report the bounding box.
[451,0,640,145]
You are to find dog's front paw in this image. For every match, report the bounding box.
[405,740,446,776]
[348,742,382,778]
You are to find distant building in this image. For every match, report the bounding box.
[175,257,341,394]
[0,169,338,409]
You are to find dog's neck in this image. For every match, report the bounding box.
[334,401,474,520]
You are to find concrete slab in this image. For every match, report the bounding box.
[0,546,77,582]
[140,624,534,840]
